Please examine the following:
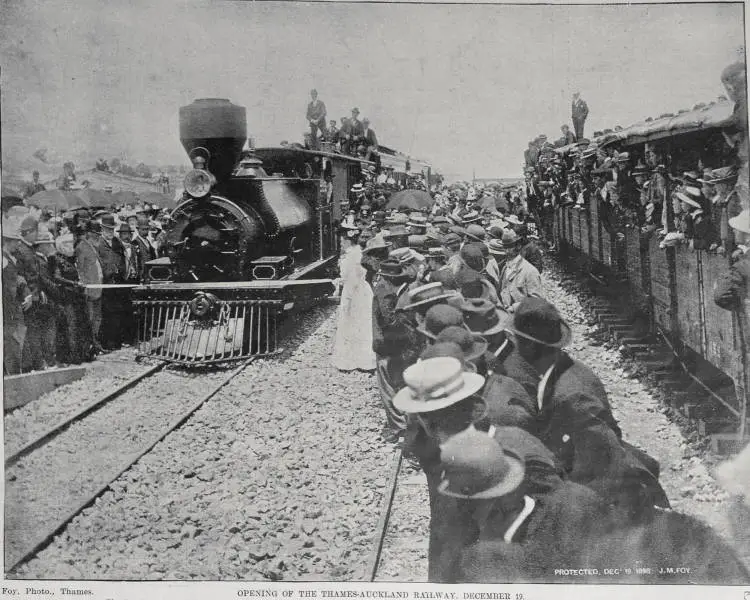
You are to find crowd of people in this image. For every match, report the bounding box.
[2,200,171,374]
[330,180,749,582]
[523,62,747,257]
[305,89,380,160]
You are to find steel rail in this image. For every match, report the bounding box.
[6,357,255,573]
[367,445,404,582]
[5,362,165,468]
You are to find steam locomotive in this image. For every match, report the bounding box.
[132,98,374,364]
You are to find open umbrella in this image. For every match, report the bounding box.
[72,188,112,209]
[385,189,434,211]
[28,189,90,211]
[139,190,177,209]
[112,190,139,206]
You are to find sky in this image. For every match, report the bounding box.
[0,0,745,181]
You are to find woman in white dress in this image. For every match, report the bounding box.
[332,228,376,371]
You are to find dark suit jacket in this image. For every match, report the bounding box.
[98,236,126,283]
[12,241,43,297]
[362,128,378,147]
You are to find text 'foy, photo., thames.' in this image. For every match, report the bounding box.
[1,0,749,594]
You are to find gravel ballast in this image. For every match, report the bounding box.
[15,305,395,580]
[6,368,233,569]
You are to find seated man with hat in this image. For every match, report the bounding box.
[505,297,669,518]
[440,426,744,584]
[395,357,563,582]
[372,257,420,439]
[497,229,542,313]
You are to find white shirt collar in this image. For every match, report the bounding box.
[537,362,556,411]
[504,495,536,543]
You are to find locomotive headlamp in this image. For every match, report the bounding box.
[184,168,216,198]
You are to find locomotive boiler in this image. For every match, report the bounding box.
[133,98,373,364]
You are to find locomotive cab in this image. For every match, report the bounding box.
[133,98,372,365]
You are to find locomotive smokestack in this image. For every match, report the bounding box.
[179,98,247,182]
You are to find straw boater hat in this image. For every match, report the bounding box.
[729,209,750,234]
[437,426,525,499]
[699,165,739,186]
[351,183,365,194]
[505,297,572,348]
[392,357,485,414]
[377,259,411,280]
[389,247,423,264]
[487,239,507,256]
[401,282,456,312]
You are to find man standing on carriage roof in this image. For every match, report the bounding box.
[571,92,589,140]
[306,89,327,150]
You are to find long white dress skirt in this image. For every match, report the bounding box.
[332,246,376,371]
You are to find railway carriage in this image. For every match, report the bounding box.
[553,99,750,446]
[133,98,374,365]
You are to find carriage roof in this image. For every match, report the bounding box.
[555,98,735,156]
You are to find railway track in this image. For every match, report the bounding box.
[5,357,255,573]
[367,446,404,581]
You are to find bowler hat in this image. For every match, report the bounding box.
[373,210,386,224]
[438,426,525,499]
[416,304,465,340]
[435,326,488,362]
[461,298,510,336]
[392,357,485,414]
[506,297,572,348]
[500,229,523,248]
[383,225,409,238]
[442,232,462,248]
[420,342,477,373]
[100,214,117,228]
[464,224,486,242]
[460,243,486,272]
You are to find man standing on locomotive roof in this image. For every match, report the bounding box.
[305,89,327,150]
[349,107,364,149]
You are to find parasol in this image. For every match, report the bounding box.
[72,188,112,209]
[385,189,434,211]
[111,190,139,205]
[27,189,91,211]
